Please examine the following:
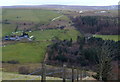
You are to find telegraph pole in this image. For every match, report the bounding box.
[41,62,46,82]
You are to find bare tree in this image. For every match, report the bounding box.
[93,41,115,81]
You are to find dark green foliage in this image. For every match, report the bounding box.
[47,37,119,72]
[81,16,98,26]
[77,36,85,50]
[117,41,120,60]
[55,54,67,62]
[77,36,85,44]
[82,48,98,64]
[72,16,118,34]
[14,25,18,32]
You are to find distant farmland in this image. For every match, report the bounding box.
[2,8,70,37]
[2,8,80,64]
[2,8,69,23]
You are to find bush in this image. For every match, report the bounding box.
[18,66,30,74]
[7,60,19,64]
[2,61,6,63]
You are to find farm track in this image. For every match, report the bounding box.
[52,15,63,21]
[2,40,51,45]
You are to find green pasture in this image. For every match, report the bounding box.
[2,8,80,64]
[2,24,16,37]
[28,29,80,41]
[2,29,80,63]
[2,41,50,63]
[2,8,70,37]
[93,35,120,41]
[2,8,69,23]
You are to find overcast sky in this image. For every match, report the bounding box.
[0,0,119,6]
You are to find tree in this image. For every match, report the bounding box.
[77,36,85,50]
[15,25,18,32]
[93,41,115,81]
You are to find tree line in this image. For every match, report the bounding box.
[71,16,119,35]
[46,36,119,81]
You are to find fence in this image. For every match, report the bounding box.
[9,63,93,82]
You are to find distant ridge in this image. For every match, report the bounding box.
[2,5,119,10]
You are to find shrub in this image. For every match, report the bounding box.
[2,61,6,63]
[18,66,30,74]
[7,60,19,64]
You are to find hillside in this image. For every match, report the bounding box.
[2,8,70,36]
[1,6,120,81]
[2,5,119,10]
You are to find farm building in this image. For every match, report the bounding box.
[3,32,32,41]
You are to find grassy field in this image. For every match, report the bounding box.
[2,8,69,23]
[93,35,120,41]
[2,8,80,63]
[2,29,80,63]
[28,29,80,41]
[2,41,50,63]
[2,24,16,37]
[2,8,70,37]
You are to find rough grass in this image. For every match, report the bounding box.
[93,35,120,41]
[2,71,62,80]
[2,24,16,37]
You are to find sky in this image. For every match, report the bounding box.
[0,0,119,6]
